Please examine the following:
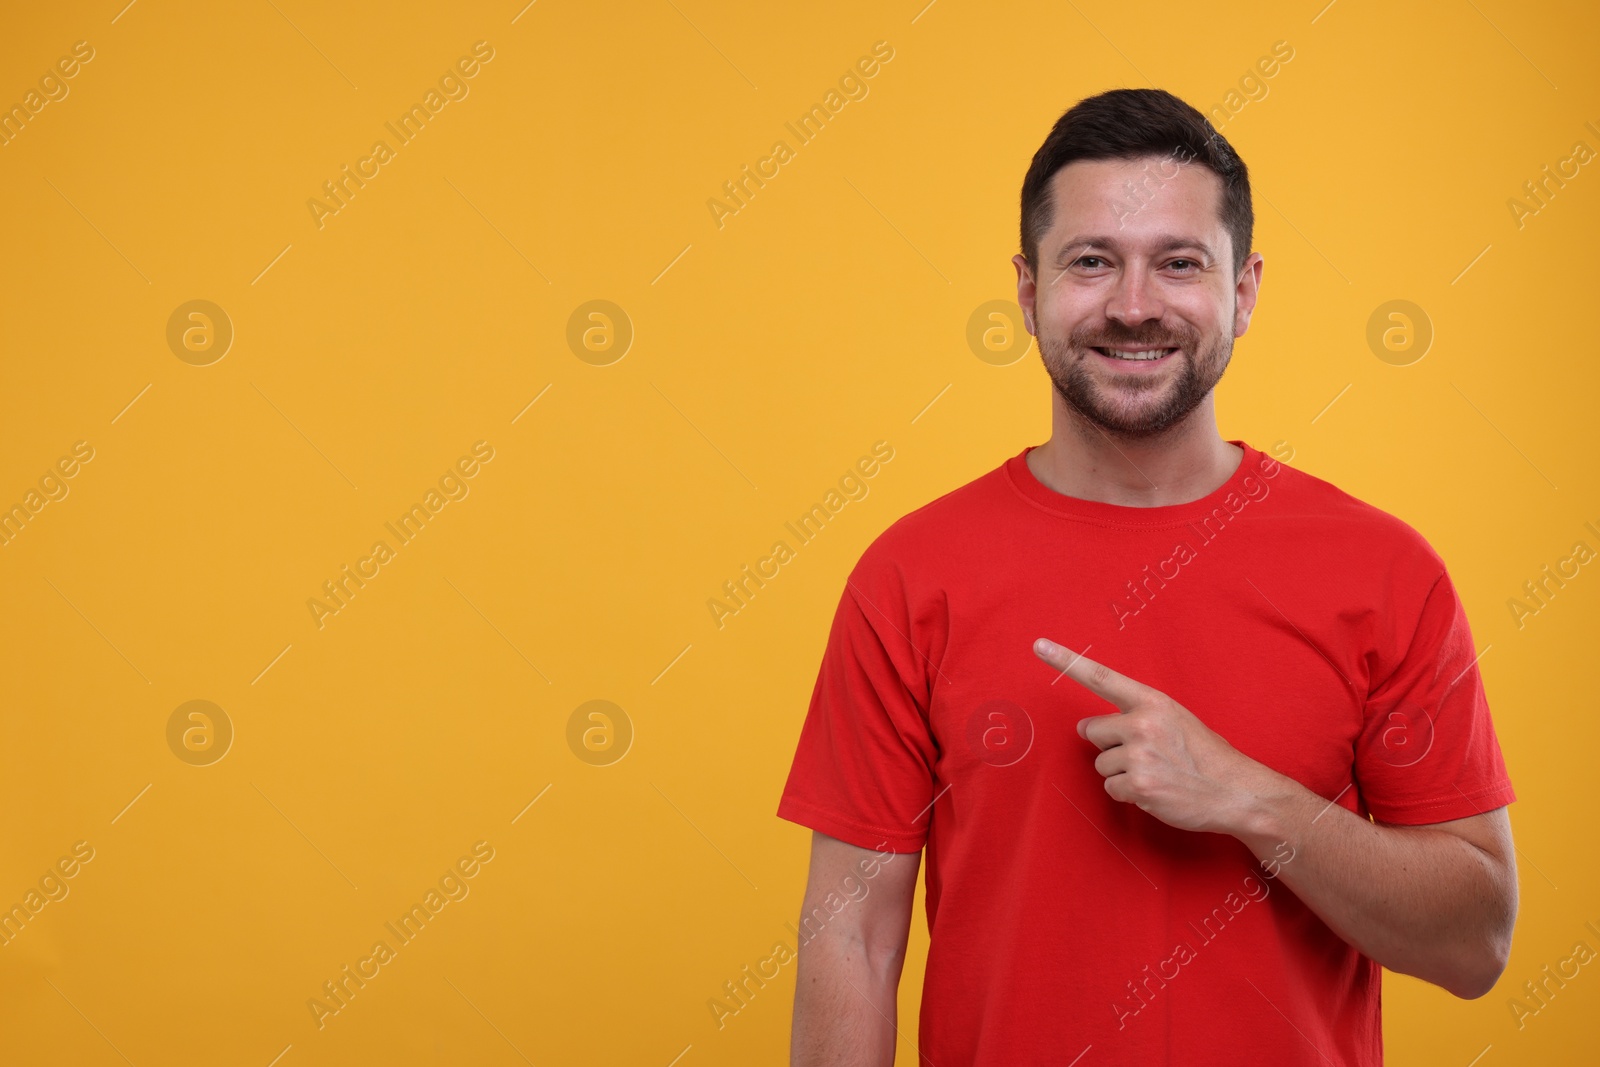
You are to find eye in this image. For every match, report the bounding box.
[1166,258,1199,272]
[1073,255,1107,269]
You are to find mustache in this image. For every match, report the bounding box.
[1067,326,1196,350]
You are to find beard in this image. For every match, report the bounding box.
[1037,315,1233,439]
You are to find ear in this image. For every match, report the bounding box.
[1233,250,1263,338]
[1013,253,1038,336]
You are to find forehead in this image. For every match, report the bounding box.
[1041,155,1225,254]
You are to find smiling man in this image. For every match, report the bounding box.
[776,88,1517,1066]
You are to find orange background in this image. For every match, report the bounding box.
[0,1,1595,1064]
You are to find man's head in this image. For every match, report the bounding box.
[1014,88,1262,440]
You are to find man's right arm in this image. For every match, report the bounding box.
[791,830,922,1066]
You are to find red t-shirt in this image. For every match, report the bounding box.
[776,440,1516,1066]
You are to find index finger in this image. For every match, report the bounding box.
[1032,637,1152,712]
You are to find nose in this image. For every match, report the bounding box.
[1104,263,1164,329]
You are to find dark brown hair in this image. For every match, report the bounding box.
[1019,88,1253,278]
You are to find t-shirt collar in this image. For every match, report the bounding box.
[1004,439,1263,527]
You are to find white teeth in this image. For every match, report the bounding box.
[1102,348,1174,361]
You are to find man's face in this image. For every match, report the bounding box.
[1014,155,1261,439]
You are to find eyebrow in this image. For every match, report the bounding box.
[1053,234,1218,263]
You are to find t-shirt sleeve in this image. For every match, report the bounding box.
[775,569,938,854]
[1353,566,1516,825]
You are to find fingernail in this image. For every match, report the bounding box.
[1035,637,1059,656]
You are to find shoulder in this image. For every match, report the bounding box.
[845,453,1014,598]
[1262,454,1448,577]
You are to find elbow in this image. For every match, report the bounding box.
[1446,965,1503,1001]
[1445,933,1514,1001]
[864,937,909,981]
[1448,859,1520,1000]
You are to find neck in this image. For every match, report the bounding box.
[1026,389,1242,508]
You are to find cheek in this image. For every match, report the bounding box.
[1170,290,1234,338]
[1039,288,1102,342]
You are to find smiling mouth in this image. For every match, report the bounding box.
[1091,347,1178,361]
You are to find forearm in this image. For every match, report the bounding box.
[791,930,903,1066]
[1231,769,1514,997]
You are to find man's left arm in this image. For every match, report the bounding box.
[1032,637,1519,999]
[1230,774,1516,999]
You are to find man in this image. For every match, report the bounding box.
[776,88,1517,1066]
